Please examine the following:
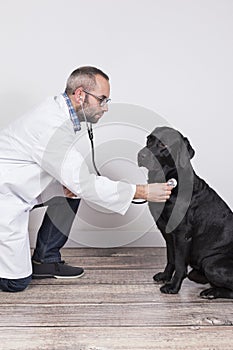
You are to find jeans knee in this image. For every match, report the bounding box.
[0,275,32,292]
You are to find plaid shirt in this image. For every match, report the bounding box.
[62,92,81,132]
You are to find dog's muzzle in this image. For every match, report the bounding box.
[137,147,160,171]
[137,148,148,167]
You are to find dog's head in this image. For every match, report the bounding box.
[138,126,195,171]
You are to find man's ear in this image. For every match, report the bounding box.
[178,136,195,168]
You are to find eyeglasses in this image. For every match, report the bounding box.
[83,89,111,107]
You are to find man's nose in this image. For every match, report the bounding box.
[102,104,108,112]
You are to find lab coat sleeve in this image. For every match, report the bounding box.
[31,122,136,215]
[62,146,136,215]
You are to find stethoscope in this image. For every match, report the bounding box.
[80,101,177,204]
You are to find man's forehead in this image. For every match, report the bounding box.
[94,74,110,95]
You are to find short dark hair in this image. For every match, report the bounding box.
[65,66,109,95]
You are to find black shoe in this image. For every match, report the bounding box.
[32,260,84,279]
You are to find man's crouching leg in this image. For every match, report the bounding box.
[0,275,32,292]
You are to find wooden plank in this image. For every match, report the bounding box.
[0,302,232,327]
[59,247,166,257]
[1,326,233,350]
[0,280,215,304]
[30,268,208,287]
[62,255,166,269]
[32,268,156,285]
[34,247,167,269]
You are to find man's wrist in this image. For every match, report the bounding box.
[134,184,149,200]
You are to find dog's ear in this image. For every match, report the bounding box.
[178,136,195,168]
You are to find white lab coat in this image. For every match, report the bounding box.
[0,95,135,279]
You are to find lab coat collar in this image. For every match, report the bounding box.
[54,94,81,133]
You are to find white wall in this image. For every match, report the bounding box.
[0,0,232,247]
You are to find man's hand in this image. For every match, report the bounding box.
[135,183,172,202]
[147,183,172,202]
[63,186,77,198]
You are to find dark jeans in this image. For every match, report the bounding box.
[32,196,81,263]
[0,197,80,292]
[0,275,32,293]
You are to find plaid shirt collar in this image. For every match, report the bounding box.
[62,92,81,133]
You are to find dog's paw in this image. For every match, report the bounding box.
[200,288,219,299]
[160,283,179,294]
[153,272,171,283]
[200,287,233,299]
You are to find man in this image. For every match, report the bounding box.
[0,66,172,292]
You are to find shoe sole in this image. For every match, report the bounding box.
[32,271,85,279]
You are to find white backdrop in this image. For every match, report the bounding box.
[0,0,232,247]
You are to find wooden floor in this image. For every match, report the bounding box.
[0,247,233,350]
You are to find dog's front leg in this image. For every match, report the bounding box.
[153,234,175,283]
[160,234,190,294]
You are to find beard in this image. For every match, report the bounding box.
[76,100,104,124]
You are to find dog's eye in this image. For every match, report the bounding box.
[158,140,167,149]
[146,136,155,147]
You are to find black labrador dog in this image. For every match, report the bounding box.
[138,126,233,299]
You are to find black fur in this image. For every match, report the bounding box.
[138,126,233,299]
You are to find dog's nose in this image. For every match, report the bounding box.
[137,150,146,166]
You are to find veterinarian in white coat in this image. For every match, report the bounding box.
[0,66,171,290]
